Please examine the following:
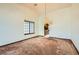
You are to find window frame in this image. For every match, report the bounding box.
[24,20,35,35]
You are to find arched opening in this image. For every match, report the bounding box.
[44,16,50,36]
[44,23,49,35]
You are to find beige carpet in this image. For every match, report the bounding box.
[0,37,78,55]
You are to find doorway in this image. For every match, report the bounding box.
[44,23,49,35]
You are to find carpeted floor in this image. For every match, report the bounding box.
[0,37,78,55]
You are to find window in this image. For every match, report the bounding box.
[24,20,35,35]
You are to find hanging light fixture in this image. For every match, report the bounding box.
[44,3,52,25]
[45,3,46,17]
[44,3,49,24]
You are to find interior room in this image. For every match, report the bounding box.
[0,3,79,55]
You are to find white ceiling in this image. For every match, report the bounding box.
[18,3,72,15]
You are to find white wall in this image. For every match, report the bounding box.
[48,4,79,51]
[71,4,79,51]
[48,7,72,39]
[0,4,40,46]
[38,16,44,36]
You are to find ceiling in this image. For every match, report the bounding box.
[18,3,72,16]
